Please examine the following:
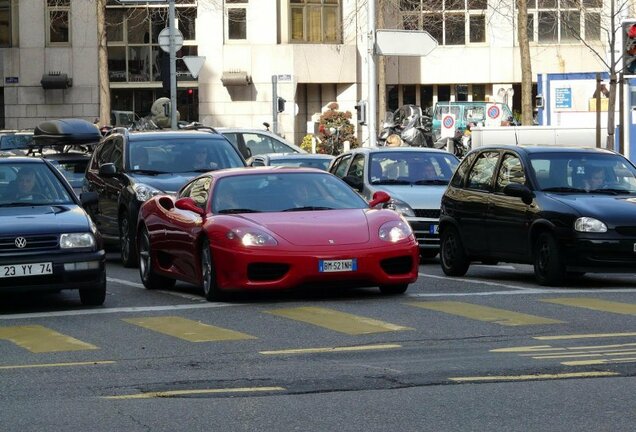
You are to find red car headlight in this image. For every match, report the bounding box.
[379,219,413,242]
[226,227,278,246]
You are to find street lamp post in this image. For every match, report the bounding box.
[168,0,177,130]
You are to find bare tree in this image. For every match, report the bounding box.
[517,0,533,126]
[97,0,110,126]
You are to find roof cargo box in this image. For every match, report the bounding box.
[33,118,102,146]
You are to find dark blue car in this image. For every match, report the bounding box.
[439,145,636,285]
[83,128,246,267]
[0,158,106,305]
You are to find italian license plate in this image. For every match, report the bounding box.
[429,224,439,234]
[319,259,357,273]
[0,262,53,278]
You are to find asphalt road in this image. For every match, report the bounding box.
[1,253,635,431]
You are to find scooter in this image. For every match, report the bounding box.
[378,105,434,147]
[433,129,470,158]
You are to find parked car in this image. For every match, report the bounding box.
[0,130,34,156]
[439,145,636,285]
[83,127,246,267]
[216,127,306,159]
[330,147,459,258]
[0,158,106,305]
[137,167,419,300]
[248,153,335,170]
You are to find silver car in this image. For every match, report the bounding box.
[215,127,306,160]
[330,147,459,258]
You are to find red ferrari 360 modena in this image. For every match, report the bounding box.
[137,167,419,301]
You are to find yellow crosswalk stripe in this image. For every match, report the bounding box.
[265,307,412,335]
[0,325,98,353]
[122,316,256,342]
[541,298,636,315]
[407,301,563,326]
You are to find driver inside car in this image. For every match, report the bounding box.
[9,167,40,201]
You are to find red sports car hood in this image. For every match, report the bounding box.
[239,209,370,246]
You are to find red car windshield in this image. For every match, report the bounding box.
[211,172,368,213]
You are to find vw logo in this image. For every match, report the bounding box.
[14,237,27,248]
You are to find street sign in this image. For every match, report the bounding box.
[375,29,438,57]
[485,104,502,127]
[158,27,183,53]
[441,114,456,139]
[182,56,206,79]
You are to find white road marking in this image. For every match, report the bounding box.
[0,303,237,320]
[412,272,636,296]
[107,277,206,302]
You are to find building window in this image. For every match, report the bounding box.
[529,0,601,43]
[420,85,434,108]
[47,0,70,45]
[106,2,198,84]
[226,0,247,41]
[0,0,12,47]
[400,0,486,46]
[290,0,341,43]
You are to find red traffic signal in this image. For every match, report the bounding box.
[627,23,636,39]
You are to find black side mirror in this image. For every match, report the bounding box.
[503,183,534,205]
[342,175,363,192]
[98,163,117,177]
[80,191,98,207]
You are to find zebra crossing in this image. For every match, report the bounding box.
[0,298,634,361]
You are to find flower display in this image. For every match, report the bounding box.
[314,102,359,155]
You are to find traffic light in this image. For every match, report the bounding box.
[623,20,636,76]
[277,96,286,113]
[355,100,367,125]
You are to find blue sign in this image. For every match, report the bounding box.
[555,87,572,109]
[5,77,18,84]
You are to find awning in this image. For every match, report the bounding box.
[221,71,252,86]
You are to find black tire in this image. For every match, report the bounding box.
[533,232,566,286]
[420,249,438,260]
[119,213,139,268]
[200,238,224,301]
[440,226,470,276]
[379,284,408,295]
[79,271,106,306]
[138,226,176,290]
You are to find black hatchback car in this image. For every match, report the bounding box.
[0,158,106,305]
[439,145,636,285]
[83,128,246,267]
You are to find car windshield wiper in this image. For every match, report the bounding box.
[542,187,587,193]
[588,188,634,195]
[192,168,219,173]
[370,179,412,185]
[282,206,334,212]
[217,208,261,214]
[413,179,449,185]
[129,169,165,175]
[0,202,47,207]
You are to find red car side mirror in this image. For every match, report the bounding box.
[369,190,390,208]
[175,197,205,217]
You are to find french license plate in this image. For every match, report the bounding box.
[0,262,53,278]
[319,259,357,273]
[429,224,439,234]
